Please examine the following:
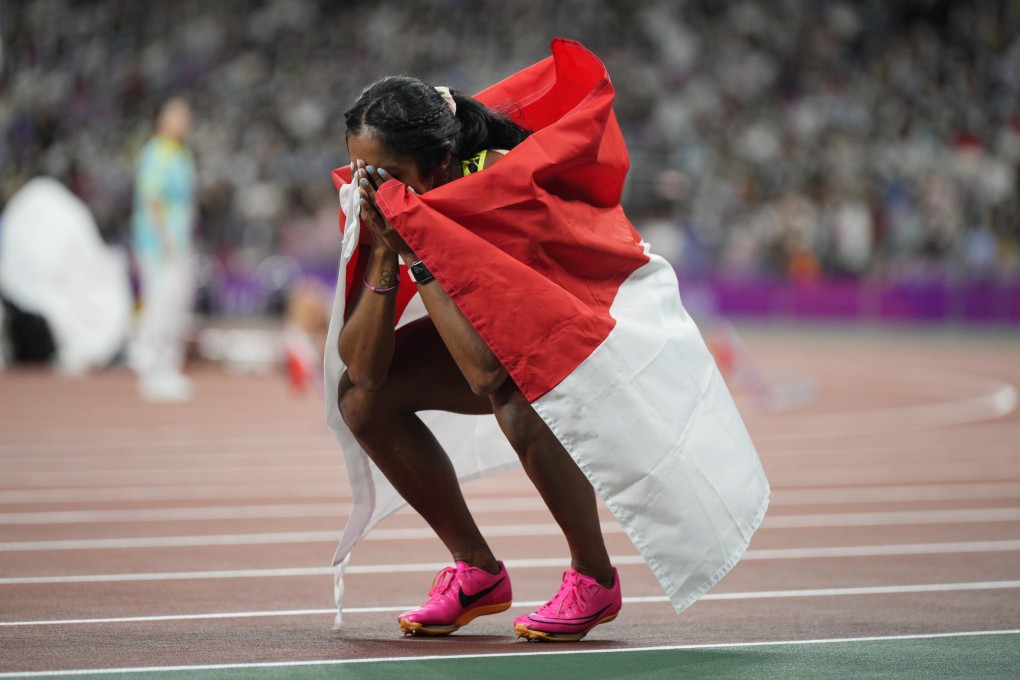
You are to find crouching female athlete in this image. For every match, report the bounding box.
[337,77,622,641]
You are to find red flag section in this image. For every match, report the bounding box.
[371,39,650,401]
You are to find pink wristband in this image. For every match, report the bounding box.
[363,276,399,294]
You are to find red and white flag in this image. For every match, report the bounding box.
[325,39,769,627]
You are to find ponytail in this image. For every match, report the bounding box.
[449,91,531,159]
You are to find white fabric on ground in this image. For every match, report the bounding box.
[0,176,132,373]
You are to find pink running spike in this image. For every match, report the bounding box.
[514,567,622,641]
[398,561,512,636]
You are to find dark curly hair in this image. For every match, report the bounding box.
[344,76,531,174]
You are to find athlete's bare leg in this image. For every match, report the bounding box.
[338,317,500,574]
[489,380,614,587]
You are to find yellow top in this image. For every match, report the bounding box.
[461,150,488,176]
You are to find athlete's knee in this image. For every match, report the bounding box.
[465,364,509,397]
[338,371,386,436]
[491,382,546,453]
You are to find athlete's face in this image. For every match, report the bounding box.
[347,130,448,194]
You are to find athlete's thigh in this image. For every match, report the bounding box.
[383,316,492,415]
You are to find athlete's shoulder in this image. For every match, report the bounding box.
[483,149,508,169]
[461,149,509,177]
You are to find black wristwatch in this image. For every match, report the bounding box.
[408,260,435,284]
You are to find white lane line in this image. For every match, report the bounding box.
[0,522,622,551]
[2,581,1018,628]
[4,500,1019,526]
[700,580,1020,600]
[771,460,1020,488]
[3,481,1019,514]
[0,432,327,455]
[0,504,353,525]
[0,484,350,504]
[0,530,344,552]
[0,566,338,585]
[25,438,1009,473]
[0,448,337,468]
[764,507,1020,528]
[771,482,1020,505]
[0,497,546,525]
[3,541,1019,585]
[1,555,637,585]
[5,504,1020,550]
[764,442,1020,464]
[741,540,1020,559]
[4,465,346,488]
[11,455,1013,489]
[764,439,1020,458]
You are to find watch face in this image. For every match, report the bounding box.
[411,260,433,282]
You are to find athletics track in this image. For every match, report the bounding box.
[1,325,1018,678]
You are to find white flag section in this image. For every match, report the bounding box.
[530,249,769,611]
[323,182,769,629]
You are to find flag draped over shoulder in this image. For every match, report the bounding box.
[324,38,769,628]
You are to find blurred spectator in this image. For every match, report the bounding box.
[281,277,331,393]
[129,98,197,401]
[0,0,1017,309]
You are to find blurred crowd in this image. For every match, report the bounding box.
[1,0,1018,315]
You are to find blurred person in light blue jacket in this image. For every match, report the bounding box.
[130,98,197,401]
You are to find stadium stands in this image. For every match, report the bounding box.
[1,0,1017,318]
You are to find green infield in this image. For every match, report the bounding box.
[8,630,1018,680]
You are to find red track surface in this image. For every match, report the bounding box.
[1,326,1018,673]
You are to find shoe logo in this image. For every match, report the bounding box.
[458,577,505,609]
